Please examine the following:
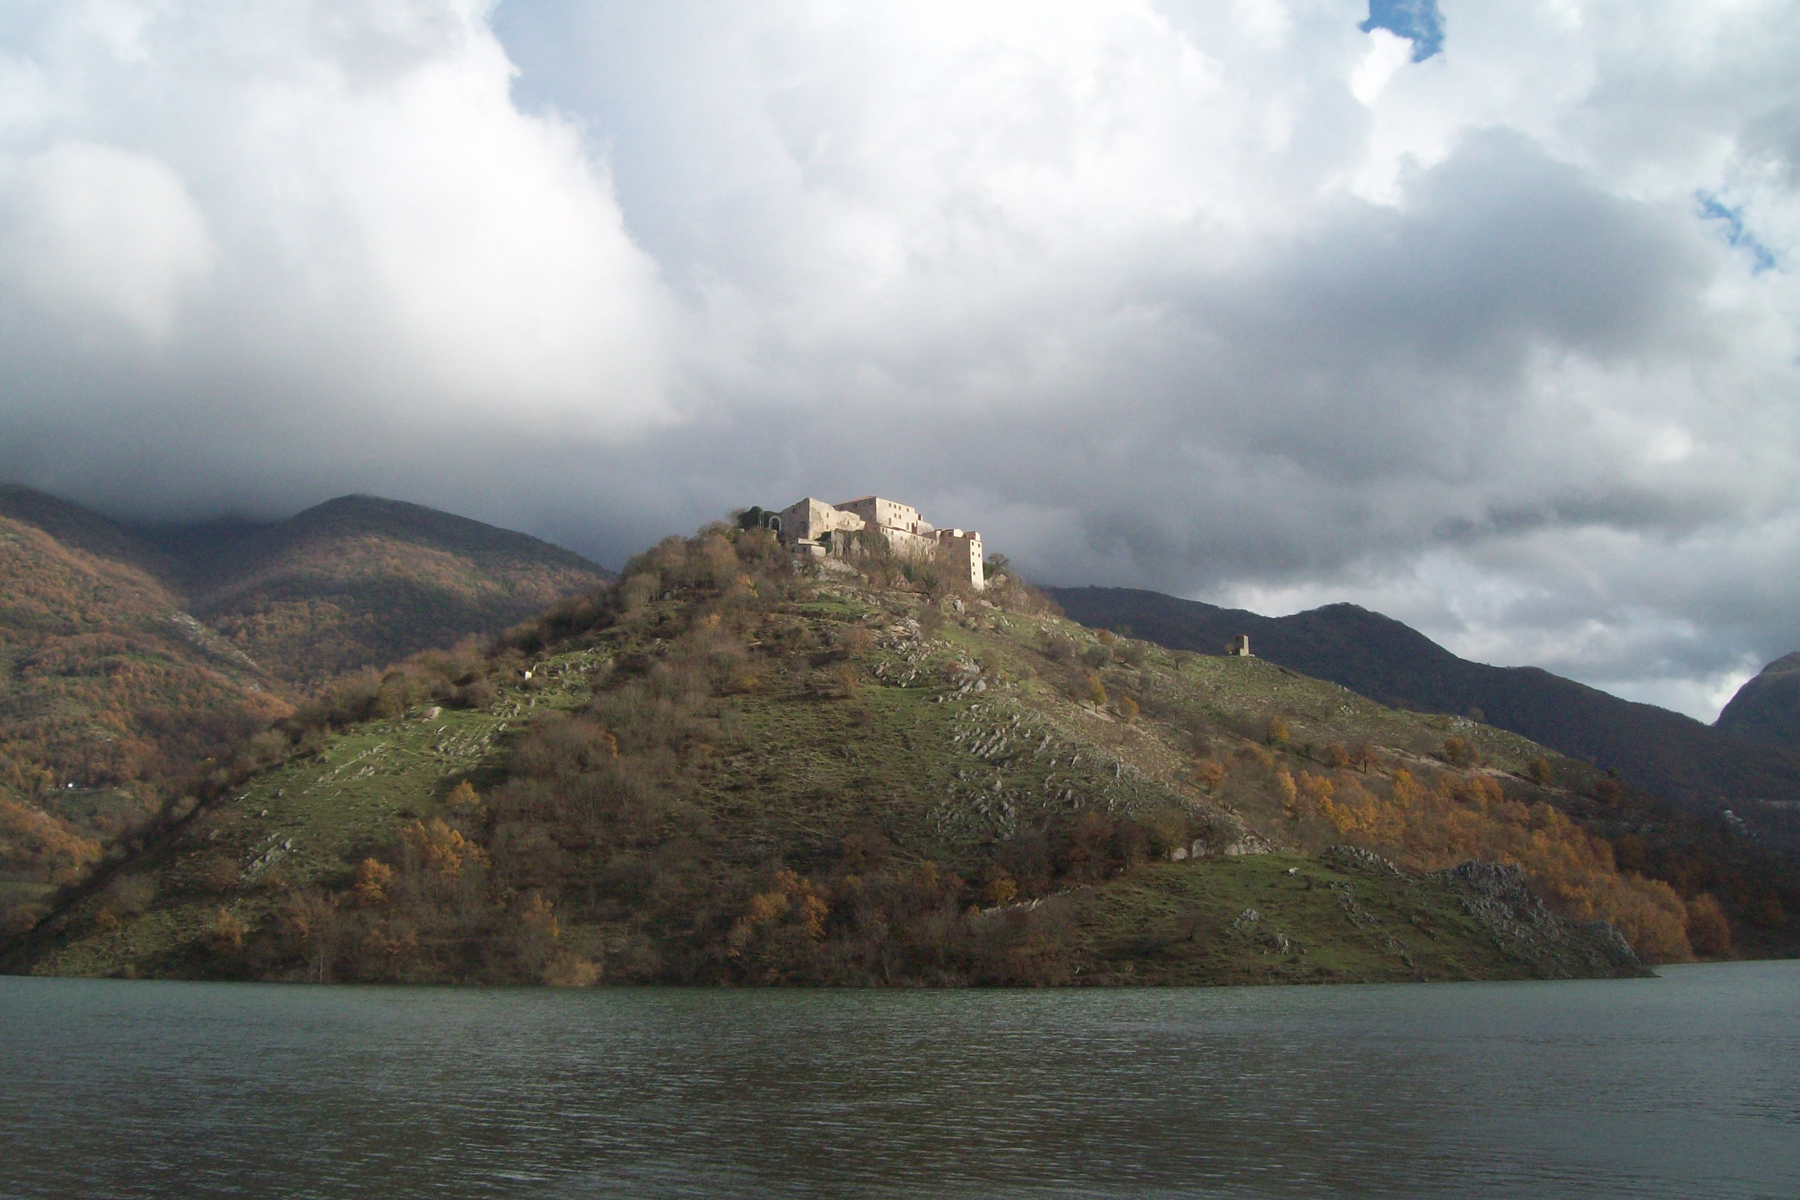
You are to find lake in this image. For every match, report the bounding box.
[2,962,1795,1198]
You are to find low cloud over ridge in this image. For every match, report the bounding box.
[1,0,1797,721]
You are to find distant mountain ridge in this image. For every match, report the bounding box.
[1716,653,1800,754]
[135,495,612,688]
[0,488,612,689]
[1044,586,1800,851]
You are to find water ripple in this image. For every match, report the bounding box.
[2,964,1797,1198]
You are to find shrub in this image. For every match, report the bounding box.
[1442,736,1478,767]
[354,858,394,906]
[1040,633,1078,664]
[1273,767,1297,814]
[1685,894,1731,957]
[210,907,248,954]
[201,855,243,894]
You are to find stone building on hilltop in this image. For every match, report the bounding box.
[772,495,985,590]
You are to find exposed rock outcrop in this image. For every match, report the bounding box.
[1325,847,1648,979]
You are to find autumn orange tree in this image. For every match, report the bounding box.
[1309,764,1692,960]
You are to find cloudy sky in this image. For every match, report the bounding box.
[2,0,1796,720]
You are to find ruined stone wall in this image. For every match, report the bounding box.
[777,497,865,544]
[936,529,985,590]
[875,526,939,559]
[777,494,983,588]
[839,496,929,537]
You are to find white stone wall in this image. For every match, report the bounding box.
[777,497,865,544]
[936,529,985,590]
[778,493,983,588]
[875,526,938,559]
[838,496,929,537]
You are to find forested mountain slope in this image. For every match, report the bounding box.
[141,495,612,688]
[0,485,610,938]
[0,513,289,934]
[13,524,1791,987]
[1046,587,1800,854]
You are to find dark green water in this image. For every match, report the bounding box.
[2,962,1795,1198]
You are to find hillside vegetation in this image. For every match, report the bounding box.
[1047,587,1800,855]
[137,494,613,688]
[0,486,609,938]
[17,522,1766,987]
[0,515,289,933]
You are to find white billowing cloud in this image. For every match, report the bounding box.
[0,0,668,499]
[2,0,1800,720]
[1,140,213,340]
[1351,28,1413,106]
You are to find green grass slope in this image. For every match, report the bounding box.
[9,525,1695,987]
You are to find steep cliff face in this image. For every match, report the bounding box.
[1716,653,1800,755]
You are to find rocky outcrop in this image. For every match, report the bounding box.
[1437,861,1646,979]
[1324,847,1647,979]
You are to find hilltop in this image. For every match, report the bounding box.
[16,521,1790,987]
[138,494,611,688]
[0,487,613,688]
[0,485,610,938]
[1716,653,1800,754]
[1046,587,1800,853]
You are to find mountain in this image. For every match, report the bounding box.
[138,494,612,689]
[1716,653,1800,754]
[0,487,614,689]
[0,485,611,937]
[1044,587,1800,853]
[16,523,1794,987]
[0,508,288,936]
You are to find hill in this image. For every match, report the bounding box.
[1716,653,1800,754]
[14,524,1794,987]
[0,511,289,935]
[140,495,612,688]
[0,487,614,689]
[0,485,610,938]
[1045,587,1800,853]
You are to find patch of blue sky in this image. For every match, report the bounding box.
[1360,0,1445,62]
[1697,193,1778,273]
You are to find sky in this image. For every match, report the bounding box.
[1,1,1796,722]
